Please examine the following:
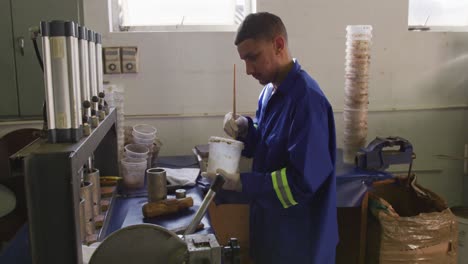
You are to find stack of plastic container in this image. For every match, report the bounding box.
[131,124,158,168]
[104,84,125,159]
[121,144,149,189]
[120,157,147,189]
[343,25,372,164]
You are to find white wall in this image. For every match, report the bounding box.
[2,0,467,205]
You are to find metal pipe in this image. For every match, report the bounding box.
[184,174,225,236]
[88,30,98,98]
[65,22,82,142]
[95,33,103,94]
[87,156,93,170]
[79,26,91,121]
[146,168,167,202]
[40,22,56,135]
[79,198,86,243]
[84,168,101,217]
[49,22,72,142]
[80,181,95,236]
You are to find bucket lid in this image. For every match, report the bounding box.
[133,124,157,135]
[209,136,244,148]
[121,157,147,165]
[125,144,150,155]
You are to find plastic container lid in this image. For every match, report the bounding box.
[132,130,156,141]
[208,136,244,147]
[346,25,373,34]
[121,157,147,165]
[133,124,157,139]
[125,144,149,157]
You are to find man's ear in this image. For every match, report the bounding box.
[274,35,286,54]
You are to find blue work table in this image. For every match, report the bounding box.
[102,155,214,238]
[0,156,213,264]
[0,153,393,264]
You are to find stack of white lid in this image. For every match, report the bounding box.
[343,25,372,164]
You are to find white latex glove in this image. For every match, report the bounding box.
[201,169,242,192]
[201,171,217,182]
[217,169,242,192]
[223,112,248,138]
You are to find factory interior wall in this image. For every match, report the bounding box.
[2,0,468,206]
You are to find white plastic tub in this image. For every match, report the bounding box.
[346,28,372,35]
[121,158,147,189]
[132,131,155,145]
[207,136,244,176]
[133,124,157,139]
[124,144,149,159]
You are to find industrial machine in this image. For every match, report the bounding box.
[10,19,117,264]
[355,136,414,172]
[30,20,106,143]
[22,19,233,264]
[89,175,240,264]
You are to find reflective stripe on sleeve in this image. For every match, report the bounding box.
[271,168,298,208]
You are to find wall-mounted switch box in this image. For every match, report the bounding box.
[103,47,121,74]
[121,47,138,73]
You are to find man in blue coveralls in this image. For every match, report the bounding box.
[205,12,338,263]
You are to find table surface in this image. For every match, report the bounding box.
[0,153,394,263]
[0,156,213,264]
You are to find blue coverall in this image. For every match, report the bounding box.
[238,60,338,264]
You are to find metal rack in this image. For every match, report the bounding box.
[11,108,119,264]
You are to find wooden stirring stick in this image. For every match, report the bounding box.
[233,64,236,118]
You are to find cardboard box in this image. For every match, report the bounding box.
[366,177,458,263]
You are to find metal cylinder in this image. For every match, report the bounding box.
[84,168,101,217]
[90,116,99,128]
[42,21,76,143]
[40,22,56,135]
[88,30,98,99]
[95,33,103,94]
[146,168,167,202]
[80,181,95,235]
[65,22,82,142]
[78,26,91,122]
[175,189,186,199]
[78,198,86,243]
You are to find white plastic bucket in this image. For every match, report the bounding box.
[451,206,468,264]
[121,158,147,189]
[124,144,149,159]
[207,136,244,176]
[133,124,157,139]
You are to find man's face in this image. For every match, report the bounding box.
[237,38,278,85]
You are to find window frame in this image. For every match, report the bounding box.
[408,0,468,32]
[111,0,256,32]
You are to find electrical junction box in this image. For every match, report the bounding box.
[103,47,121,74]
[121,46,138,73]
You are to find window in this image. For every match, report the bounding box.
[112,0,256,32]
[408,0,468,31]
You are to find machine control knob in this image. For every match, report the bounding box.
[82,100,91,109]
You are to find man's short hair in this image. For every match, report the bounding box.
[234,12,288,45]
